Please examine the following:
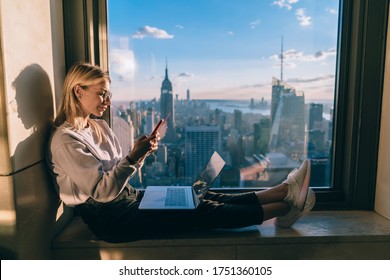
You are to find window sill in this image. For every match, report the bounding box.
[52,210,390,259]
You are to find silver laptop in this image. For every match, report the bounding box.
[138,151,226,210]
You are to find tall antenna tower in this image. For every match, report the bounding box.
[281,36,284,83]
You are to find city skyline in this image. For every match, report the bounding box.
[108,0,339,102]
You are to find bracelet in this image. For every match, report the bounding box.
[126,155,141,169]
[126,155,136,165]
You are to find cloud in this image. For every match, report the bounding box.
[177,72,194,78]
[250,19,261,29]
[177,73,336,100]
[132,25,174,39]
[240,82,270,89]
[145,75,161,81]
[194,81,276,100]
[286,75,336,100]
[295,8,312,26]
[269,48,336,62]
[144,72,194,84]
[286,74,335,83]
[272,0,299,10]
[109,49,136,81]
[313,49,337,59]
[175,24,184,29]
[326,8,338,15]
[227,31,234,36]
[172,72,195,92]
[273,61,296,69]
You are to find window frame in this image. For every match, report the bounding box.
[327,0,388,210]
[62,0,110,124]
[62,0,389,211]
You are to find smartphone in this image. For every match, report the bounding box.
[151,119,164,135]
[151,113,171,135]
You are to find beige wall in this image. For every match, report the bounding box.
[375,8,390,220]
[0,0,387,260]
[0,0,66,259]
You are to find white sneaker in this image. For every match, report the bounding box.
[287,168,298,177]
[275,188,316,228]
[283,159,311,211]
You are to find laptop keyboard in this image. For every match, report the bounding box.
[165,188,188,206]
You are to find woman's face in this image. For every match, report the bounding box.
[78,79,111,118]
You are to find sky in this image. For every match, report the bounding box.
[107,0,340,102]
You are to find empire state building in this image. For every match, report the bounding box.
[160,64,175,143]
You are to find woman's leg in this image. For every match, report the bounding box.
[248,183,291,220]
[262,202,291,220]
[199,185,290,225]
[255,183,288,205]
[131,160,311,232]
[201,183,291,222]
[256,160,316,226]
[203,182,289,207]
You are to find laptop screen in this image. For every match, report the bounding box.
[192,151,226,197]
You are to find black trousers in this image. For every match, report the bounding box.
[76,187,264,243]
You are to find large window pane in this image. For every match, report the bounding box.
[107,0,339,189]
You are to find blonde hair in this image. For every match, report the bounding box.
[54,62,111,142]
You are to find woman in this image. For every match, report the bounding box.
[47,62,315,243]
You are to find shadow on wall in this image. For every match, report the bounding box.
[8,64,62,259]
[10,63,54,171]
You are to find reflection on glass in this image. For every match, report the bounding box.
[192,151,226,197]
[108,0,339,189]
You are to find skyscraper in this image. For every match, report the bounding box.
[127,101,140,137]
[309,103,323,130]
[269,78,305,158]
[307,103,328,186]
[184,126,221,185]
[145,107,155,135]
[269,38,306,159]
[254,118,271,155]
[307,103,325,154]
[271,77,285,123]
[160,63,175,143]
[234,109,242,133]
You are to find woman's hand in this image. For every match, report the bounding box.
[128,134,159,163]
